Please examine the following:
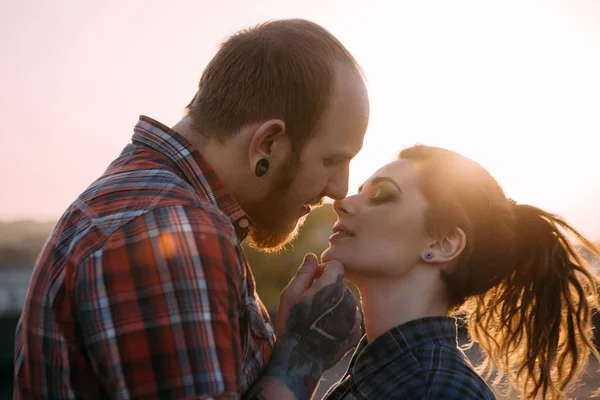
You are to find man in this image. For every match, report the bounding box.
[14,19,370,399]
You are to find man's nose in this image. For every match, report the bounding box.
[324,173,349,201]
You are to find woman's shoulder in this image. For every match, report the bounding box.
[413,342,496,399]
[325,341,496,399]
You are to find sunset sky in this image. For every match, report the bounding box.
[1,1,600,239]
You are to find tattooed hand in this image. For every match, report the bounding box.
[284,273,358,362]
[259,254,362,400]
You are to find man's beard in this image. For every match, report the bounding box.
[244,161,321,253]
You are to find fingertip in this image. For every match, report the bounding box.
[308,253,319,266]
[307,260,347,292]
[302,253,318,266]
[297,254,318,277]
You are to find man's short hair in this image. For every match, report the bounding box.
[186,19,363,153]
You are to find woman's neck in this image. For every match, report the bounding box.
[355,269,450,342]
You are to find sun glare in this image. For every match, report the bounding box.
[1,1,598,238]
[335,2,600,231]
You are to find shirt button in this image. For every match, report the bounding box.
[239,218,249,229]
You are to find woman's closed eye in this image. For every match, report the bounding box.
[368,184,396,204]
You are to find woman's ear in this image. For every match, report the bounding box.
[421,227,467,264]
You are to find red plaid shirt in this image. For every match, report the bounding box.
[14,116,275,399]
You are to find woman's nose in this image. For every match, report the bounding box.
[333,197,356,216]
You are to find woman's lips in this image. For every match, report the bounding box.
[329,223,355,242]
[329,231,354,241]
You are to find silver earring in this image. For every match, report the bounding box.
[424,251,433,260]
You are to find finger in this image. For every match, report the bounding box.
[315,263,326,280]
[310,259,345,291]
[282,253,318,299]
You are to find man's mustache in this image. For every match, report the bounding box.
[308,198,325,209]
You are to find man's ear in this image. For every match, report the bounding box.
[421,227,467,264]
[247,119,290,173]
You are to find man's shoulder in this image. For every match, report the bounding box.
[77,151,228,237]
[48,154,235,265]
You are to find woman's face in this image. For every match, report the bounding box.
[321,159,433,281]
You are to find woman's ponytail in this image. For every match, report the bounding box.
[464,204,600,399]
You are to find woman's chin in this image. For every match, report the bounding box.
[320,247,336,264]
[321,246,350,265]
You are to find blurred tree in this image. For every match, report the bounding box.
[243,204,337,312]
[0,220,55,266]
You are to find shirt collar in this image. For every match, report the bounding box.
[132,115,252,240]
[349,316,459,383]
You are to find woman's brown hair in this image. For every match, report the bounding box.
[399,145,600,399]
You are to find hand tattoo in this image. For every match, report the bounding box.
[262,274,359,399]
[287,274,357,357]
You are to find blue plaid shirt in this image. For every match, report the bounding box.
[322,317,495,400]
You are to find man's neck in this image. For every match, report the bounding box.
[171,117,207,153]
[170,116,256,211]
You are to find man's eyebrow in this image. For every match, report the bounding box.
[358,177,402,194]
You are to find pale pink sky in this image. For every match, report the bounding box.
[1,1,600,239]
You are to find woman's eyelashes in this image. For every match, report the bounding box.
[368,184,397,204]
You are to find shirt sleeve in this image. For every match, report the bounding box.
[74,205,245,399]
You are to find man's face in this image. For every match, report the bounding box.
[247,65,370,252]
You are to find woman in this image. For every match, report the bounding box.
[320,145,600,399]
